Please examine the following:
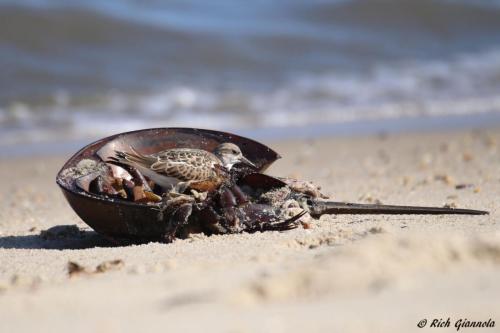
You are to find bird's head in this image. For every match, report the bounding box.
[214,142,256,170]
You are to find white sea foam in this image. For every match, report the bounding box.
[1,49,500,147]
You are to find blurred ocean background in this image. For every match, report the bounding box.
[2,0,500,154]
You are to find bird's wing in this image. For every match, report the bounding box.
[150,149,220,181]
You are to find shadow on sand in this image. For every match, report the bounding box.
[0,225,115,250]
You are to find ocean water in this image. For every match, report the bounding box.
[1,0,500,151]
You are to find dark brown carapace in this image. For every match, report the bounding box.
[56,128,488,244]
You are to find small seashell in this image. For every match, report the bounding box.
[95,259,124,273]
[443,202,457,209]
[434,174,454,185]
[108,164,132,181]
[133,185,146,202]
[455,183,474,190]
[75,171,100,193]
[68,261,88,277]
[144,191,162,203]
[462,152,473,162]
[116,189,128,199]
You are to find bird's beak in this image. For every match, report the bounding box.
[239,156,257,168]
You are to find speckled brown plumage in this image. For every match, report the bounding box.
[149,148,221,182]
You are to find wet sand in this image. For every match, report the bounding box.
[0,129,499,332]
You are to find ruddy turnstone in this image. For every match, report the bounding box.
[112,142,255,193]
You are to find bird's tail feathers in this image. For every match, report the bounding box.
[112,147,156,168]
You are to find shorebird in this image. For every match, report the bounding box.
[111,142,255,193]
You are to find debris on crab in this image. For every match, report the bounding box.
[277,177,330,199]
[252,185,313,225]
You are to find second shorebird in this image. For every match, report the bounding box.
[111,142,255,193]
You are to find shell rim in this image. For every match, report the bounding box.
[55,127,281,208]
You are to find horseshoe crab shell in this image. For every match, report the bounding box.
[56,128,281,242]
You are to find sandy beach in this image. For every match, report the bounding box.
[0,128,499,332]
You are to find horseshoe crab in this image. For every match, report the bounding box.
[57,128,286,243]
[56,128,488,244]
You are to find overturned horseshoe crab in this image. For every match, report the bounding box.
[56,128,488,244]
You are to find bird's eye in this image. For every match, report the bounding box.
[232,149,238,154]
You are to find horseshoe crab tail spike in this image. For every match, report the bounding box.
[308,201,489,217]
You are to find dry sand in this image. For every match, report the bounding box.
[0,128,499,332]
